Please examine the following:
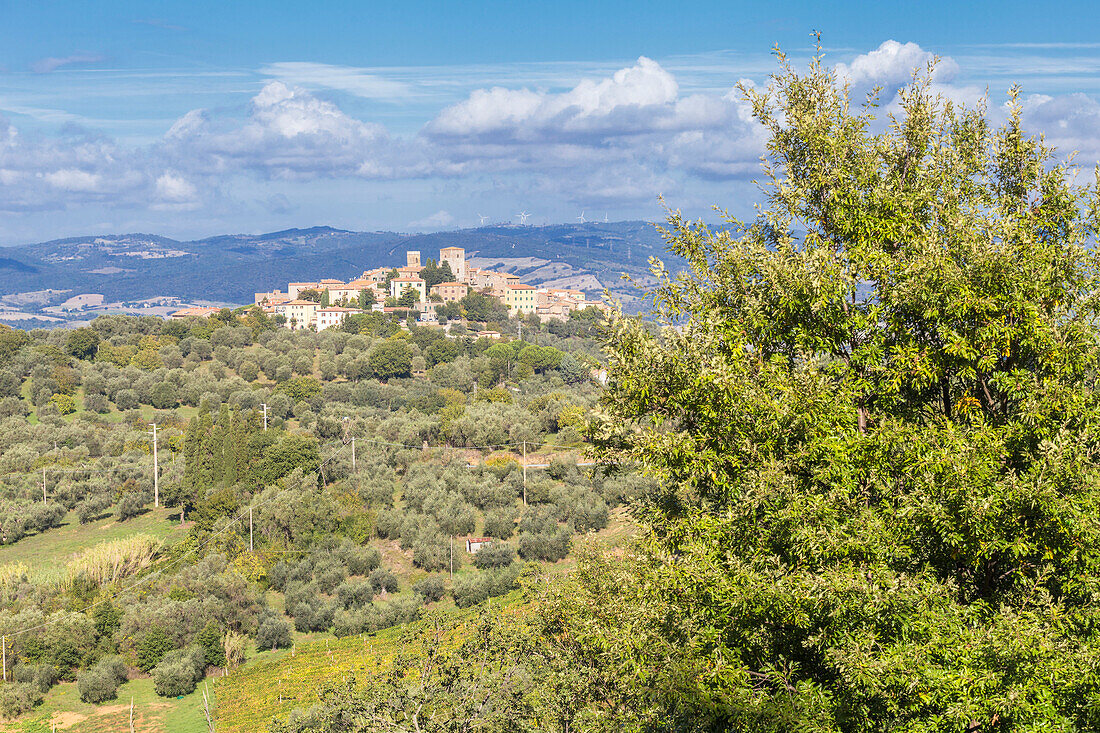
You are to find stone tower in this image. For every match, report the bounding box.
[406,250,421,268]
[439,246,466,283]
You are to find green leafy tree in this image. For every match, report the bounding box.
[65,328,100,360]
[359,289,375,309]
[320,289,331,307]
[580,48,1100,731]
[298,289,322,303]
[370,339,412,380]
[398,287,420,308]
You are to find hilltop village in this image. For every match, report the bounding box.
[170,246,607,331]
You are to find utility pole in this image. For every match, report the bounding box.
[249,506,254,552]
[351,436,356,472]
[449,536,453,581]
[522,441,527,506]
[42,467,46,505]
[2,634,6,682]
[150,423,159,508]
[261,403,268,431]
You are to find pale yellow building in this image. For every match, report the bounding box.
[390,276,426,303]
[503,284,537,314]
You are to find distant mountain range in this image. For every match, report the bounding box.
[0,222,680,326]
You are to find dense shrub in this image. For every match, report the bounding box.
[152,646,207,697]
[412,575,446,603]
[76,656,127,703]
[368,568,399,594]
[77,495,113,524]
[0,682,43,718]
[452,565,522,608]
[256,617,293,651]
[136,626,174,672]
[14,663,59,694]
[472,543,516,570]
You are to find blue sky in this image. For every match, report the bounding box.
[3,1,1100,244]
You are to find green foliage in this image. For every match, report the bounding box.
[136,625,175,672]
[197,620,227,667]
[370,339,412,380]
[582,49,1100,730]
[256,616,293,650]
[65,327,100,360]
[152,645,207,697]
[48,392,76,415]
[76,656,127,703]
[277,376,323,402]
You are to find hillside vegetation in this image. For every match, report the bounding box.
[0,304,648,730]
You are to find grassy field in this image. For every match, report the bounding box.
[0,508,188,582]
[2,676,210,733]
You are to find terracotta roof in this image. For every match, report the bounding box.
[433,281,467,288]
[392,277,425,283]
[317,307,359,313]
[279,299,320,306]
[507,284,535,290]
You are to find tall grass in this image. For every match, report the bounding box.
[67,534,161,586]
[0,562,28,600]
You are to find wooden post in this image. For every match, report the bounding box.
[261,403,268,431]
[42,467,47,504]
[522,441,527,506]
[3,634,6,682]
[449,536,453,580]
[351,437,356,472]
[150,423,159,508]
[129,696,134,733]
[249,506,254,552]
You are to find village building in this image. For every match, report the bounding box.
[503,284,537,314]
[315,306,361,331]
[271,299,320,330]
[430,281,469,302]
[254,289,291,305]
[439,246,466,283]
[390,276,426,302]
[465,537,493,553]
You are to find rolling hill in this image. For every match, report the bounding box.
[0,222,679,325]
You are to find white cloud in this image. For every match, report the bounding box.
[43,168,102,192]
[163,82,432,180]
[835,40,958,93]
[408,209,455,229]
[426,57,701,141]
[155,171,198,202]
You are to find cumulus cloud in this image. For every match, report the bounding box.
[0,118,151,212]
[1019,92,1100,165]
[420,57,766,196]
[8,40,1100,224]
[164,82,435,180]
[426,57,718,142]
[835,40,959,94]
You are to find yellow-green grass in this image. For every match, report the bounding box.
[2,675,209,733]
[0,508,187,582]
[214,595,527,733]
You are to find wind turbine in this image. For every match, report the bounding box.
[577,210,586,224]
[516,211,531,225]
[477,213,489,225]
[603,212,609,223]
